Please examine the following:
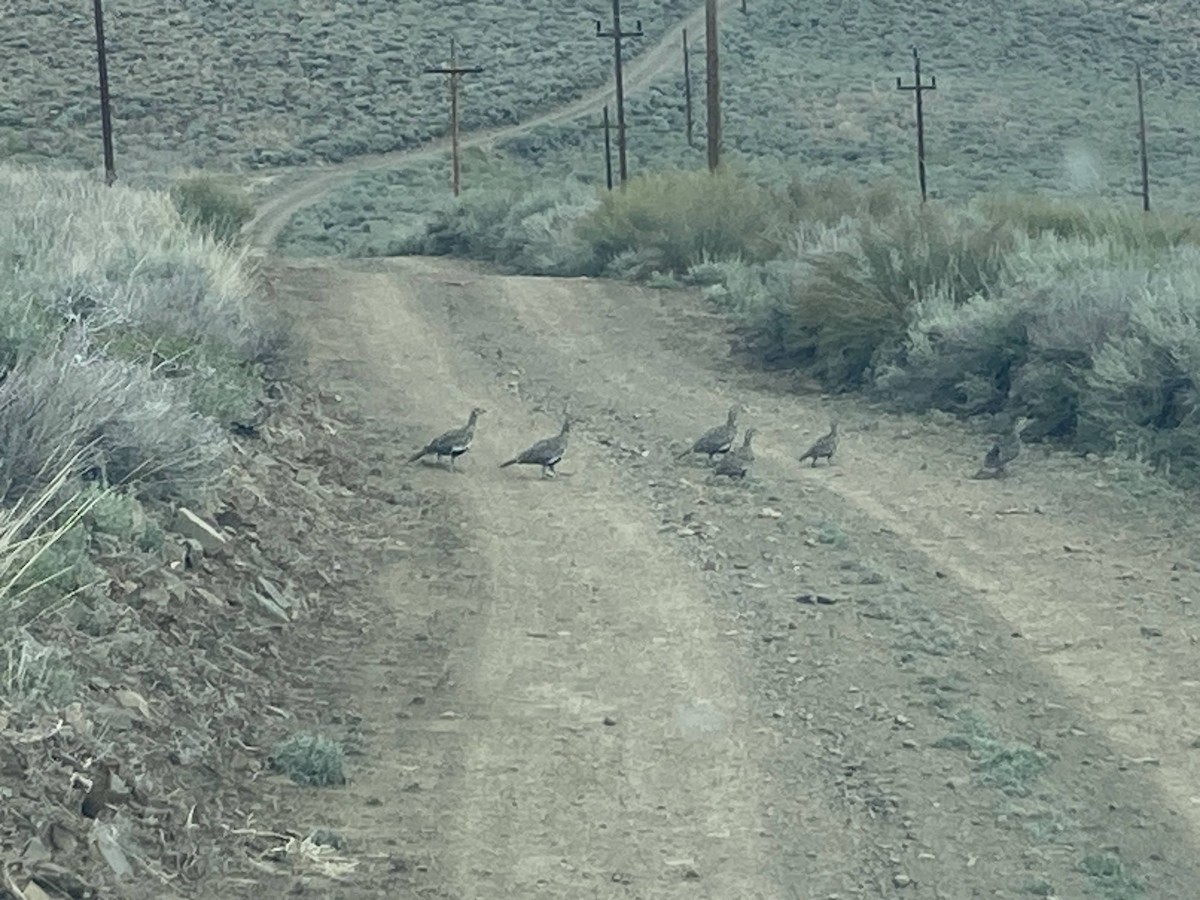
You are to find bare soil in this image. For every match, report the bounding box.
[254,254,1200,898]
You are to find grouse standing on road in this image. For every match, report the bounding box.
[406,407,486,471]
[713,428,756,479]
[974,416,1029,479]
[678,403,745,463]
[499,416,571,478]
[799,421,839,467]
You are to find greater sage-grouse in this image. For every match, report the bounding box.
[406,407,486,471]
[678,403,746,462]
[799,421,839,467]
[500,416,571,478]
[713,428,756,479]
[973,416,1029,479]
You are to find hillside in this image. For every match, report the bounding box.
[3,0,695,176]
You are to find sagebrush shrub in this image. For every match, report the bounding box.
[577,168,784,274]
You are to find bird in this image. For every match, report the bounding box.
[973,416,1030,479]
[500,415,571,478]
[677,403,746,463]
[799,421,839,467]
[406,407,486,471]
[713,428,756,479]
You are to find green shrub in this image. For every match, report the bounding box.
[271,732,347,787]
[170,175,255,244]
[577,167,785,275]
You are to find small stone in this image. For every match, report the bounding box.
[603,716,617,726]
[893,873,913,888]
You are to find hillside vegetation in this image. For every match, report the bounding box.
[3,0,695,175]
[0,159,282,686]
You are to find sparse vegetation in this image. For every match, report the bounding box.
[933,709,1047,797]
[1080,851,1143,899]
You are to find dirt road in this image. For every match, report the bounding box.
[265,255,1200,898]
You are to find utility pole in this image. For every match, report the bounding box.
[704,0,720,172]
[682,28,695,148]
[588,104,616,190]
[92,0,116,185]
[1135,62,1151,212]
[595,0,643,184]
[896,46,936,202]
[424,37,483,196]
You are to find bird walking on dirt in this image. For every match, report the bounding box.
[406,407,486,472]
[973,416,1030,479]
[499,415,571,478]
[799,420,839,467]
[713,428,756,479]
[678,403,746,463]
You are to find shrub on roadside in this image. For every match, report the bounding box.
[0,338,228,506]
[717,203,1015,387]
[577,167,784,275]
[170,175,256,244]
[406,178,602,276]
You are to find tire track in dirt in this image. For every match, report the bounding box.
[333,255,1200,895]
[283,259,875,897]
[244,0,741,251]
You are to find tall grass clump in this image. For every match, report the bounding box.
[981,193,1200,254]
[170,174,256,244]
[577,167,785,276]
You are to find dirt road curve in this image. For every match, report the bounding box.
[243,0,741,250]
[268,255,1200,898]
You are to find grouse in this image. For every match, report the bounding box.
[974,416,1029,479]
[678,403,745,462]
[406,407,486,471]
[713,428,756,479]
[799,421,839,467]
[500,416,571,478]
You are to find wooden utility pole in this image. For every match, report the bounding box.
[588,105,616,190]
[704,0,720,172]
[1135,62,1150,212]
[896,46,936,202]
[92,0,116,185]
[595,0,643,184]
[682,28,695,147]
[424,37,483,196]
